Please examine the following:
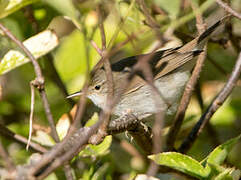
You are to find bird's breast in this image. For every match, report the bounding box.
[112,69,191,120]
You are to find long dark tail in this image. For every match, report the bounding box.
[178,15,230,53]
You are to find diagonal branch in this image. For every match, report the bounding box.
[166,1,207,151]
[0,23,60,143]
[179,51,241,153]
[216,0,241,20]
[0,140,15,172]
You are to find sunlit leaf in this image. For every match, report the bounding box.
[43,0,78,19]
[91,163,109,180]
[207,134,241,166]
[82,166,94,180]
[31,130,55,147]
[79,136,112,157]
[154,0,180,19]
[0,0,39,19]
[56,105,77,140]
[148,152,210,179]
[0,16,76,75]
[214,169,233,180]
[0,30,58,75]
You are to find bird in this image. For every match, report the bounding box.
[67,17,227,123]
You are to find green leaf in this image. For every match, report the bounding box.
[0,17,76,75]
[82,166,94,180]
[214,169,233,180]
[91,163,110,180]
[79,135,112,157]
[0,30,58,75]
[43,0,78,19]
[148,152,210,179]
[154,0,180,19]
[0,0,39,19]
[207,134,241,165]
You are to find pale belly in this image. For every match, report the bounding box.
[112,70,190,120]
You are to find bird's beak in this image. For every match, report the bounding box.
[66,91,83,99]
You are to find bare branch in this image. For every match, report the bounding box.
[216,0,241,20]
[0,140,15,172]
[0,124,47,153]
[179,51,241,153]
[166,1,207,150]
[0,23,59,143]
[27,82,35,150]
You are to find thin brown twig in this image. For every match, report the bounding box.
[24,8,75,178]
[37,66,157,177]
[63,164,74,180]
[137,44,165,176]
[67,19,97,134]
[195,83,221,146]
[0,124,47,153]
[0,140,15,172]
[27,82,35,150]
[29,26,96,178]
[136,0,163,43]
[23,5,39,33]
[88,5,114,143]
[29,16,105,179]
[166,1,207,151]
[216,0,241,20]
[35,110,107,179]
[31,3,159,176]
[91,40,103,56]
[0,23,60,143]
[0,22,76,179]
[33,29,158,179]
[179,51,241,153]
[137,0,160,28]
[44,54,75,106]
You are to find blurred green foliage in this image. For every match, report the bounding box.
[0,0,240,179]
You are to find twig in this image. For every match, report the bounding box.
[29,15,101,178]
[0,140,15,172]
[0,23,60,143]
[166,1,207,150]
[44,54,75,106]
[91,40,103,56]
[23,5,39,33]
[67,19,97,134]
[0,22,75,180]
[106,113,153,154]
[179,51,241,153]
[87,5,114,144]
[24,8,75,179]
[216,0,241,20]
[27,82,35,150]
[136,0,160,29]
[100,10,114,132]
[30,55,92,177]
[136,0,163,42]
[24,6,75,107]
[0,124,47,153]
[142,51,165,176]
[63,164,74,180]
[107,0,136,49]
[35,121,102,179]
[195,82,220,146]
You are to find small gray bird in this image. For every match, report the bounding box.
[68,17,226,122]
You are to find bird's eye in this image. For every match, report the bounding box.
[94,85,101,90]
